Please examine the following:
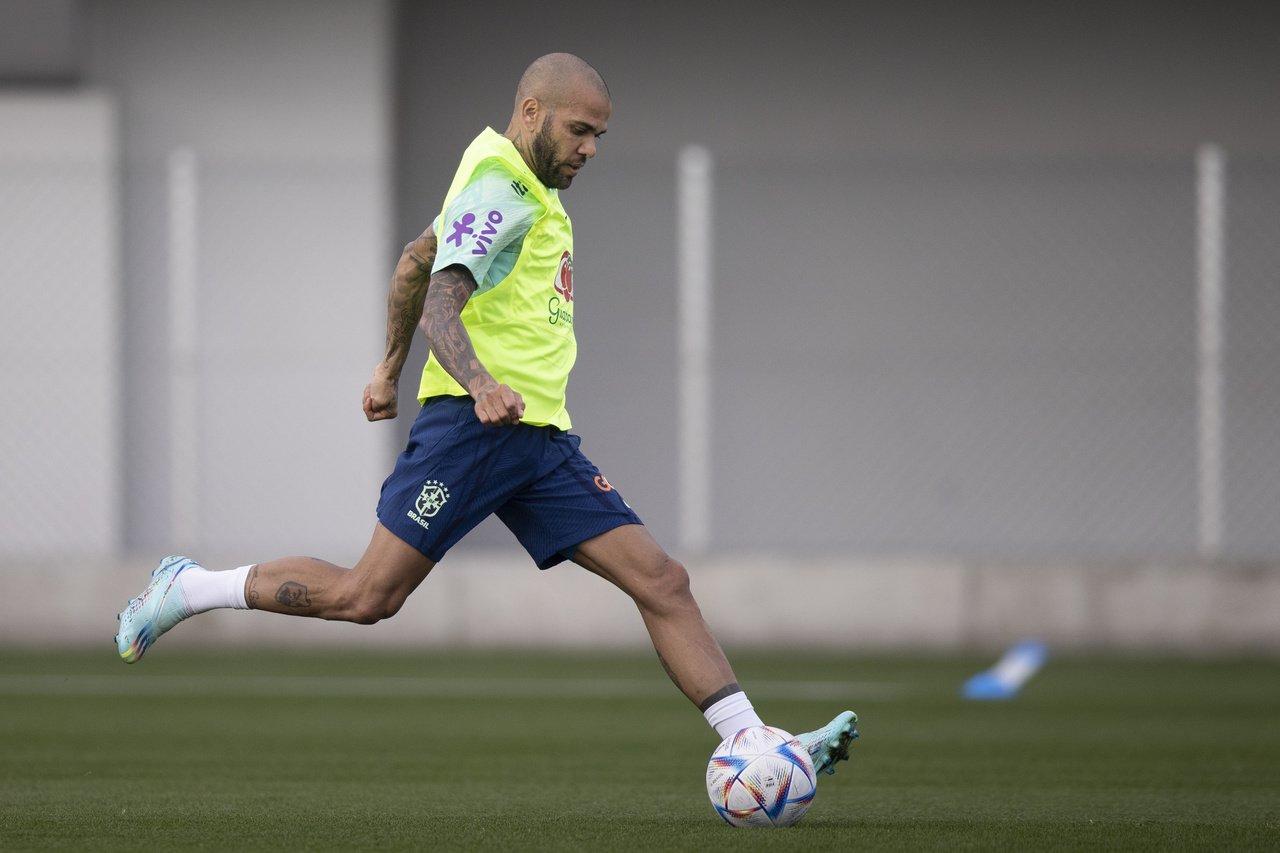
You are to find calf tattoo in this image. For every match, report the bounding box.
[245,565,261,608]
[275,582,312,608]
[656,650,681,686]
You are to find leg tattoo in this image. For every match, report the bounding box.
[244,565,261,609]
[656,649,681,687]
[274,582,312,608]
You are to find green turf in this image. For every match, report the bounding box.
[1,650,1277,850]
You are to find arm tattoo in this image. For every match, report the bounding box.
[275,582,312,608]
[380,228,437,377]
[408,251,433,275]
[421,266,495,397]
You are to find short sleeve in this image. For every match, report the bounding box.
[432,163,542,287]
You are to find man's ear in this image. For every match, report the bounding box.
[519,97,541,130]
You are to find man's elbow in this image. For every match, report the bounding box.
[419,290,459,339]
[407,225,437,263]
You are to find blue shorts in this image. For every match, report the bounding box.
[376,395,643,569]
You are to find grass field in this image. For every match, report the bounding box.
[1,650,1277,850]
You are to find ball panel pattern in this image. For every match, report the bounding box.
[705,726,817,828]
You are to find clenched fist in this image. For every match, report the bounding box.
[473,381,525,426]
[363,368,399,421]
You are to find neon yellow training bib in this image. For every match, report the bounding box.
[419,128,577,429]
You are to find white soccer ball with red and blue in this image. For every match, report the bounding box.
[705,725,816,827]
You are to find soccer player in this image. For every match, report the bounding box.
[116,53,857,774]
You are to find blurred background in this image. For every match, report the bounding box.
[2,0,1278,653]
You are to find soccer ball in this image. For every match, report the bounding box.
[705,725,816,827]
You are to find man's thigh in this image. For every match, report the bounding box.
[495,431,643,569]
[348,521,436,607]
[377,395,536,563]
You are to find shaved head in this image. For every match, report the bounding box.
[515,52,610,108]
[505,53,612,191]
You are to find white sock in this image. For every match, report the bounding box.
[176,565,253,613]
[703,691,765,740]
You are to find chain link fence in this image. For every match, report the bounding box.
[710,154,1280,558]
[1,150,1277,559]
[0,151,388,560]
[1224,157,1280,556]
[0,156,118,554]
[160,155,388,559]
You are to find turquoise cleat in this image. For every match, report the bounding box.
[115,555,198,664]
[796,710,859,776]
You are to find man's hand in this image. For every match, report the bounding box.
[473,381,525,426]
[363,367,399,421]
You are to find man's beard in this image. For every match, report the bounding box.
[530,114,571,190]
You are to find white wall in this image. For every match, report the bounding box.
[84,0,393,561]
[5,554,1278,653]
[0,93,119,554]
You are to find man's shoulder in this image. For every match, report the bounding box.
[462,158,539,206]
[443,157,544,227]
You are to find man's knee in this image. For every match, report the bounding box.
[339,580,408,625]
[635,556,694,614]
[344,595,405,625]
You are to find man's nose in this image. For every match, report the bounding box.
[580,137,597,159]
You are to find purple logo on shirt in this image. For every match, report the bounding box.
[469,210,505,256]
[446,212,476,247]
